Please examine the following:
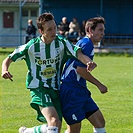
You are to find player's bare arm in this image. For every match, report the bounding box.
[1,57,13,81]
[77,50,97,72]
[76,66,108,93]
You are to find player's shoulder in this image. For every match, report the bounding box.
[76,36,91,47]
[24,37,41,50]
[56,35,67,41]
[31,36,40,43]
[56,35,71,45]
[78,36,90,43]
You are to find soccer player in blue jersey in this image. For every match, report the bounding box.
[60,17,108,133]
[1,13,96,133]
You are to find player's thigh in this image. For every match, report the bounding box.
[87,109,105,128]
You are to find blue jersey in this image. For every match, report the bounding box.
[60,36,98,125]
[61,36,94,88]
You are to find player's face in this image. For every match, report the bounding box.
[40,20,57,44]
[91,23,105,44]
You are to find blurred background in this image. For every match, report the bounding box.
[0,0,132,53]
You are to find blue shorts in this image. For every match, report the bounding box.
[60,83,99,125]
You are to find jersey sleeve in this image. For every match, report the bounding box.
[64,39,81,58]
[8,44,28,62]
[74,39,94,68]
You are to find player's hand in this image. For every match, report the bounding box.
[1,71,13,81]
[98,84,108,94]
[86,61,97,72]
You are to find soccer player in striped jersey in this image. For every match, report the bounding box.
[60,17,108,133]
[1,13,96,133]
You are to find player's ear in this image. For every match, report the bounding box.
[87,27,89,32]
[87,27,91,33]
[89,28,94,35]
[38,29,43,34]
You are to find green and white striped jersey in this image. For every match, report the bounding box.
[9,35,81,90]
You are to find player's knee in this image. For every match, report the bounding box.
[100,118,105,128]
[96,110,106,128]
[88,110,106,128]
[49,116,60,126]
[102,117,106,127]
[99,113,106,127]
[95,116,106,128]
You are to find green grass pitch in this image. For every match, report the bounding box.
[0,48,132,133]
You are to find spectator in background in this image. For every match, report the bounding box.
[57,17,69,37]
[77,20,86,40]
[68,17,80,38]
[25,19,37,43]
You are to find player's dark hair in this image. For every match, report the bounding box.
[85,17,105,32]
[36,12,54,30]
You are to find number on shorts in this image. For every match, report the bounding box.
[44,94,52,103]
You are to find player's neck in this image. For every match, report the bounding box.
[86,35,95,45]
[41,36,53,44]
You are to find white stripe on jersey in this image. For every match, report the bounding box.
[63,61,81,81]
[27,44,40,88]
